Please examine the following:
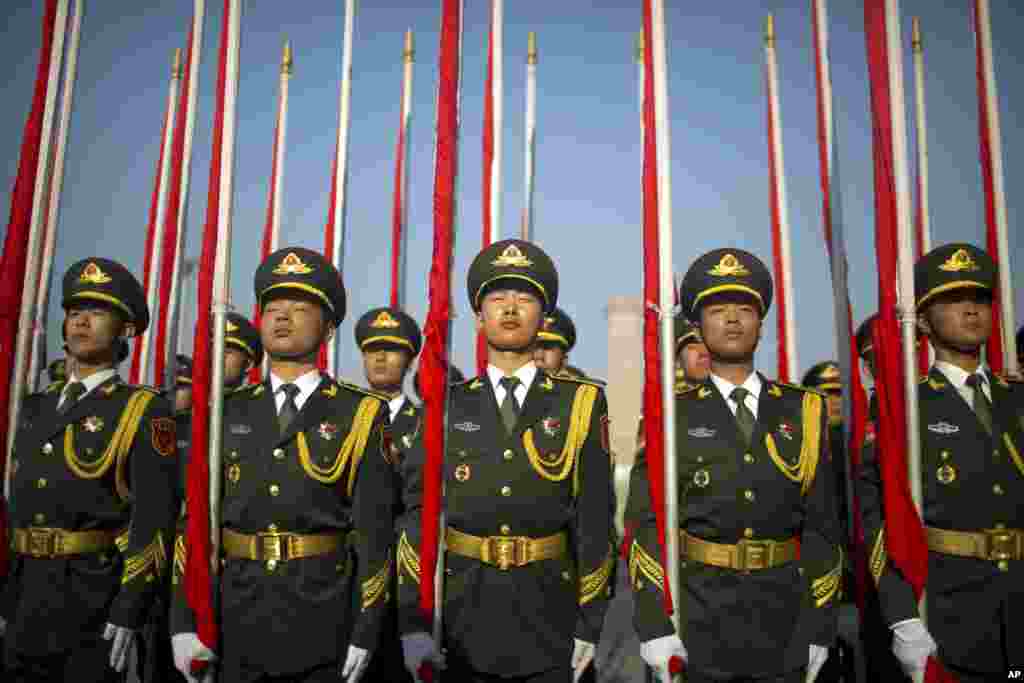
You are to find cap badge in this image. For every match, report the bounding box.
[543,317,556,330]
[938,248,980,273]
[707,253,751,277]
[226,319,239,333]
[820,365,841,381]
[272,252,314,275]
[79,262,113,285]
[492,243,533,268]
[370,311,401,329]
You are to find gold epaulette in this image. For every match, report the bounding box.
[336,378,389,402]
[551,374,605,390]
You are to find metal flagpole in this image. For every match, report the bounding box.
[521,31,536,241]
[28,0,84,393]
[272,40,291,253]
[398,29,414,307]
[490,0,503,243]
[910,17,931,255]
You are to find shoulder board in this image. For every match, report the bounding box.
[550,374,604,389]
[771,381,824,398]
[43,380,67,395]
[247,383,267,398]
[335,379,389,401]
[918,375,929,384]
[453,376,485,390]
[676,383,701,396]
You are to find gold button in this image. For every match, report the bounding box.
[265,559,277,572]
[42,442,53,455]
[230,450,240,460]
[997,559,1009,572]
[993,484,1004,495]
[267,523,278,532]
[995,523,1006,530]
[269,484,281,497]
[562,571,571,581]
[993,449,1000,458]
[503,449,514,461]
[940,450,950,460]
[501,486,512,497]
[696,456,705,463]
[273,448,285,460]
[743,453,754,464]
[744,489,755,502]
[744,527,754,538]
[500,524,511,535]
[36,478,47,489]
[33,513,46,524]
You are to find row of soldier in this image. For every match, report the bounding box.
[0,236,1020,682]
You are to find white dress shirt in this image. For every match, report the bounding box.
[487,361,537,408]
[58,368,118,410]
[933,361,991,406]
[269,368,322,413]
[709,371,763,420]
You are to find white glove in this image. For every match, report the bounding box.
[172,632,217,683]
[102,623,136,672]
[401,632,446,682]
[572,639,596,682]
[891,618,936,683]
[805,644,829,683]
[341,645,370,682]
[640,634,687,683]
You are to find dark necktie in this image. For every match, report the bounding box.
[59,381,86,415]
[278,383,301,434]
[499,376,522,434]
[731,386,756,447]
[966,374,993,436]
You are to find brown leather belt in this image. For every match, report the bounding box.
[221,528,351,562]
[680,530,799,571]
[12,527,120,558]
[925,526,1023,562]
[445,527,568,571]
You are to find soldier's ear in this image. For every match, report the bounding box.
[122,322,137,339]
[324,327,336,345]
[475,311,485,332]
[916,312,932,338]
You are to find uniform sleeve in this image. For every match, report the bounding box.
[396,424,428,636]
[107,393,180,630]
[350,401,398,650]
[625,443,675,643]
[856,424,919,626]
[574,389,615,644]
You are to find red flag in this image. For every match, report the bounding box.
[185,0,234,652]
[419,0,461,623]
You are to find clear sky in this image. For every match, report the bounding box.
[1,1,1021,385]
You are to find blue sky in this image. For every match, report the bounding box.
[1,1,1022,384]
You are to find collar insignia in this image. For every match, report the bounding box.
[100,382,119,396]
[82,416,104,433]
[403,405,416,417]
[454,421,480,433]
[767,384,783,398]
[272,252,314,275]
[321,384,338,398]
[707,253,751,277]
[938,248,980,273]
[251,385,266,397]
[370,311,401,328]
[491,243,533,268]
[927,421,959,435]
[687,427,716,438]
[928,378,947,391]
[541,416,561,437]
[698,386,713,399]
[318,422,338,441]
[468,378,483,390]
[230,423,252,435]
[79,262,113,284]
[540,376,554,391]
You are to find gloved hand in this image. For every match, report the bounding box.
[571,639,596,682]
[640,634,687,683]
[891,618,936,683]
[102,623,136,672]
[172,632,217,683]
[805,644,829,682]
[401,632,446,682]
[340,645,370,682]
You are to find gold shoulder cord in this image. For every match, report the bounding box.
[522,384,598,497]
[64,390,155,501]
[763,391,822,495]
[298,397,381,496]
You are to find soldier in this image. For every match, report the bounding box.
[629,249,841,683]
[533,307,577,377]
[674,316,710,390]
[858,243,1023,682]
[173,355,194,414]
[855,315,878,380]
[398,239,615,683]
[2,257,179,682]
[169,247,396,683]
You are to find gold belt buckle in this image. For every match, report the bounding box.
[984,529,1018,562]
[482,536,527,570]
[736,539,770,570]
[258,531,287,562]
[28,528,57,558]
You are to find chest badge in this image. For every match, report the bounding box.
[928,422,960,435]
[82,416,105,433]
[687,427,716,439]
[541,416,561,437]
[454,421,480,433]
[776,422,795,441]
[226,463,241,484]
[318,422,338,441]
[693,469,711,488]
[936,463,956,484]
[230,423,252,435]
[454,463,471,482]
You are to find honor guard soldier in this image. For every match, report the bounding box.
[3,258,179,682]
[533,307,577,378]
[169,247,396,683]
[855,315,879,380]
[674,316,710,390]
[858,243,1023,682]
[398,239,615,683]
[629,249,841,683]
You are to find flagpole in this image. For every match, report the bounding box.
[973,0,1017,374]
[390,29,414,309]
[764,15,798,382]
[28,0,83,392]
[327,0,355,378]
[521,31,536,241]
[911,18,931,256]
[6,0,70,473]
[272,40,291,252]
[491,0,503,242]
[177,258,197,355]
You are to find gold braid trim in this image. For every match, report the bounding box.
[397,531,421,585]
[763,392,823,495]
[172,534,186,585]
[1003,433,1024,478]
[64,390,155,501]
[869,530,886,586]
[811,545,843,607]
[522,384,597,497]
[361,553,392,610]
[298,397,381,496]
[122,531,167,585]
[628,539,665,593]
[579,547,614,605]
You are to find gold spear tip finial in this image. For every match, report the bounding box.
[635,30,644,62]
[912,17,922,51]
[527,31,537,64]
[403,29,414,63]
[281,40,293,75]
[765,14,775,47]
[172,48,183,79]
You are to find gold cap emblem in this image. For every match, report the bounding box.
[226,319,239,332]
[371,311,401,329]
[543,316,556,330]
[272,252,314,275]
[820,364,840,380]
[938,248,980,273]
[708,253,751,277]
[79,262,112,285]
[492,244,533,268]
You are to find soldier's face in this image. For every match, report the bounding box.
[174,386,193,413]
[362,344,411,391]
[532,342,566,373]
[825,390,843,426]
[477,287,544,352]
[260,295,334,361]
[63,303,127,364]
[223,347,251,387]
[698,293,762,363]
[918,289,993,354]
[678,341,711,382]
